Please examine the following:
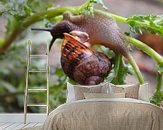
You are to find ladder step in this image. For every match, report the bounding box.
[29,69,48,72]
[30,54,48,58]
[27,104,47,107]
[28,88,47,92]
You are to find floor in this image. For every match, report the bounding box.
[0,122,42,130]
[0,113,46,130]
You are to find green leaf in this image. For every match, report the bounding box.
[24,5,32,17]
[94,0,108,10]
[127,15,163,36]
[93,45,115,58]
[80,0,108,15]
[27,0,53,13]
[150,90,163,106]
[66,77,78,85]
[54,67,65,78]
[109,55,134,85]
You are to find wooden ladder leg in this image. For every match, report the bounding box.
[24,68,29,124]
[24,40,31,124]
[46,69,49,115]
[46,44,50,115]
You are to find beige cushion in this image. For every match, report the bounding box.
[66,82,111,103]
[109,83,139,99]
[138,83,150,102]
[84,92,125,99]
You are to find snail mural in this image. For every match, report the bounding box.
[61,32,112,85]
[31,11,144,84]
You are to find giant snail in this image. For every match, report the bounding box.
[32,11,144,84]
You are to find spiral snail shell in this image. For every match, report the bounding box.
[61,32,112,85]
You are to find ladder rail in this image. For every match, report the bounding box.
[46,43,50,115]
[24,40,31,124]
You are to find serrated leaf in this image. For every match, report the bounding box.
[94,0,108,10]
[80,0,107,15]
[127,15,163,36]
[27,0,53,13]
[24,5,32,16]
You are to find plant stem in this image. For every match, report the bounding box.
[95,9,127,23]
[22,7,79,27]
[128,54,144,84]
[150,72,163,106]
[112,55,121,84]
[1,28,21,53]
[156,72,163,92]
[126,36,163,66]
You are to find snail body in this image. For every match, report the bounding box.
[61,33,112,85]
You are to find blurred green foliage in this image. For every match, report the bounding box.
[0,42,67,113]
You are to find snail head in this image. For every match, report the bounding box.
[31,20,75,51]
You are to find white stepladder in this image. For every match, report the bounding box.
[24,40,50,124]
